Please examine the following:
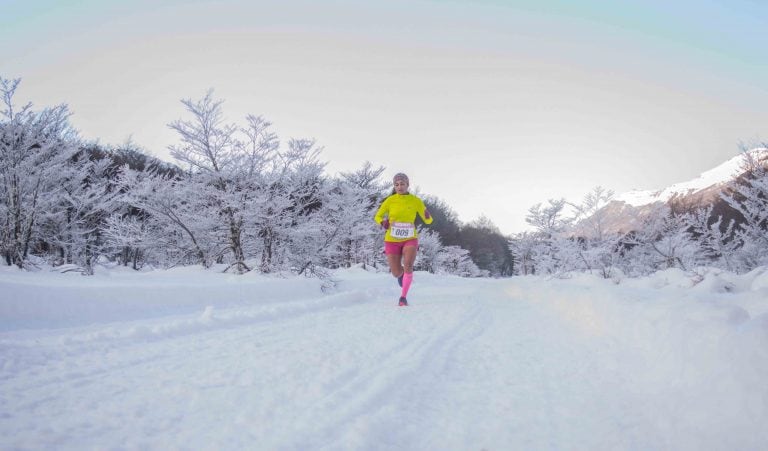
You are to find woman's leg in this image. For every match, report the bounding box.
[386,252,404,279]
[400,245,418,298]
[402,245,417,273]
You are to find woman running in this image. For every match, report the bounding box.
[374,173,433,306]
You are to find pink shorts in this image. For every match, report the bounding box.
[384,239,419,255]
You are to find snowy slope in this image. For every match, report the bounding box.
[616,148,768,207]
[2,266,768,450]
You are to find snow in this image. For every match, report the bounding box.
[1,266,768,450]
[616,148,768,207]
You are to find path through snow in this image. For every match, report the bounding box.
[1,268,767,450]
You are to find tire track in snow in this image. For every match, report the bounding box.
[1,289,384,450]
[0,289,374,375]
[285,297,491,450]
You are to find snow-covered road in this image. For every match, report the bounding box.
[2,268,767,450]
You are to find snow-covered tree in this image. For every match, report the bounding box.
[509,231,538,275]
[50,156,122,274]
[571,186,614,240]
[240,138,321,273]
[523,199,580,276]
[328,162,386,269]
[118,169,220,268]
[685,206,740,272]
[168,91,280,273]
[415,228,442,274]
[436,244,485,277]
[721,149,768,270]
[526,199,571,237]
[102,212,154,270]
[277,139,333,276]
[164,89,387,279]
[621,205,703,275]
[0,77,81,268]
[570,186,623,278]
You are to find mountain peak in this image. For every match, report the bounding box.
[615,148,768,207]
[575,148,768,235]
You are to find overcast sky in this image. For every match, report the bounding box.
[3,0,767,234]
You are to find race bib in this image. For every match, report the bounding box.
[390,222,415,239]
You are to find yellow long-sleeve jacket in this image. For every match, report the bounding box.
[374,193,433,242]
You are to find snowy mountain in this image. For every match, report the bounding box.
[590,148,768,234]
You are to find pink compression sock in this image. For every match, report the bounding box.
[401,272,413,298]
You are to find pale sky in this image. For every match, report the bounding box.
[3,0,767,234]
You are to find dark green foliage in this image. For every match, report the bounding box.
[419,196,515,276]
[420,195,462,246]
[458,216,515,277]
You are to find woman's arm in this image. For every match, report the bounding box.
[374,197,390,225]
[418,198,433,225]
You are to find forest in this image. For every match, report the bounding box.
[2,76,767,280]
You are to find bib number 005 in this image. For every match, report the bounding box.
[390,222,415,239]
